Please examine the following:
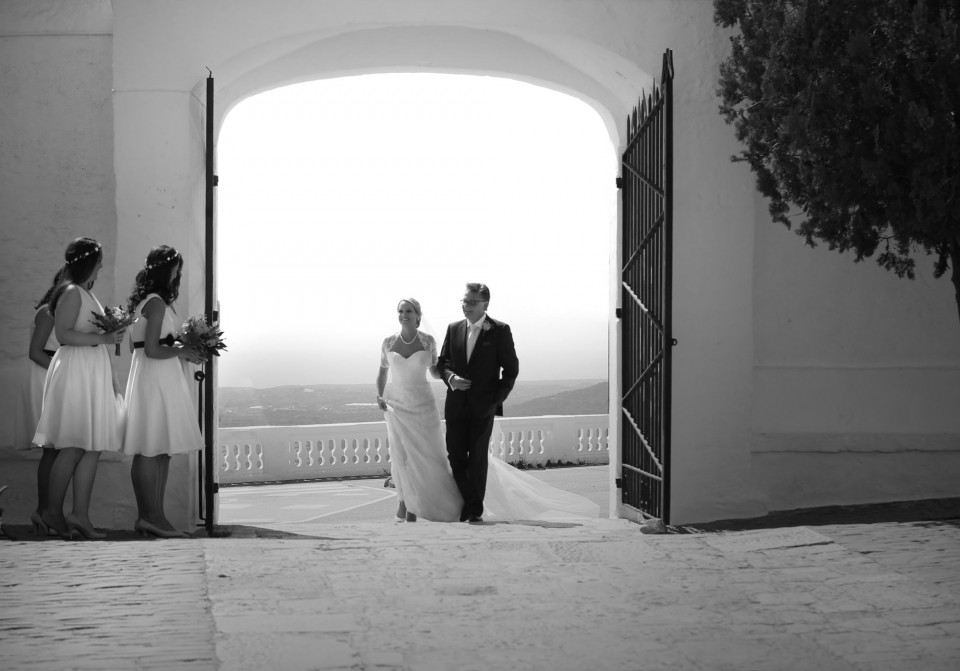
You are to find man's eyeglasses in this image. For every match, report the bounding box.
[461,299,486,306]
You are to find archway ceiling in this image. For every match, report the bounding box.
[211,26,650,146]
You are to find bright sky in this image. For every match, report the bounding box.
[217,73,616,387]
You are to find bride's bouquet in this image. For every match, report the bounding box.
[91,306,138,356]
[177,316,227,361]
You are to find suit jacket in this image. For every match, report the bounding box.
[437,315,519,420]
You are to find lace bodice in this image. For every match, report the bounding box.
[380,332,438,386]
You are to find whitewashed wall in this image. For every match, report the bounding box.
[751,196,960,510]
[1,0,957,528]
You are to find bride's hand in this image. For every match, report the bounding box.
[377,395,388,411]
[449,375,472,391]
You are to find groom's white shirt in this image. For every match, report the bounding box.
[465,313,485,362]
[446,313,486,386]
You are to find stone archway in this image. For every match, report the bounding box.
[110,1,764,527]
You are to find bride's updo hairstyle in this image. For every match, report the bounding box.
[48,237,103,315]
[127,245,184,312]
[398,297,422,327]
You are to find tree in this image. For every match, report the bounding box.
[714,0,960,324]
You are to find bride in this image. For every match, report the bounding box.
[375,298,599,523]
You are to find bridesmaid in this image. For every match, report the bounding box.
[123,245,203,538]
[13,270,62,534]
[34,238,126,539]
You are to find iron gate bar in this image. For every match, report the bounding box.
[623,94,665,153]
[621,215,666,272]
[202,70,219,536]
[620,162,665,196]
[621,409,664,471]
[620,282,665,335]
[622,463,664,482]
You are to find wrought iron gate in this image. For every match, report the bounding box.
[618,49,674,523]
[198,70,219,535]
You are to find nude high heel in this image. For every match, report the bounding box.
[65,514,106,540]
[134,519,186,539]
[31,511,56,536]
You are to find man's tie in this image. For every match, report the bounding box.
[466,322,480,362]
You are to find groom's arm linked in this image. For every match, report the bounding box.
[437,318,519,416]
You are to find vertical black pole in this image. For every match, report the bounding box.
[661,49,674,526]
[204,70,217,535]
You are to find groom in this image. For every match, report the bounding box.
[438,283,519,523]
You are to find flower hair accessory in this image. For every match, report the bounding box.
[145,252,181,270]
[67,245,101,264]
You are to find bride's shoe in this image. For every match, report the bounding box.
[31,512,57,536]
[134,519,186,539]
[65,514,106,540]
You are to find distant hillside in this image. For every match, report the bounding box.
[218,379,606,427]
[503,381,607,417]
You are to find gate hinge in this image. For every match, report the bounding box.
[212,482,220,494]
[213,175,219,187]
[615,176,623,189]
[615,477,622,489]
[615,307,622,319]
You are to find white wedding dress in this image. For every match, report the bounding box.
[381,332,600,522]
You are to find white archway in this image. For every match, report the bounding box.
[111,1,766,526]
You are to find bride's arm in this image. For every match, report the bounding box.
[375,366,388,410]
[376,337,389,410]
[425,333,441,379]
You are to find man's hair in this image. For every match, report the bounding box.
[465,283,490,302]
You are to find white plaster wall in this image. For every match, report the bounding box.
[751,191,960,510]
[0,0,140,528]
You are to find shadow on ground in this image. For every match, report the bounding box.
[683,497,960,533]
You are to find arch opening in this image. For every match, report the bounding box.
[214,72,615,522]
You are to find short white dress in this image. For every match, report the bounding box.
[33,286,122,452]
[122,294,203,456]
[13,306,59,449]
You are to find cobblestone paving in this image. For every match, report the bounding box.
[2,501,959,671]
[205,517,960,671]
[1,540,217,670]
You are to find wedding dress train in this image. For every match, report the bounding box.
[382,333,599,522]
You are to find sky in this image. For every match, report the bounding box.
[217,73,616,387]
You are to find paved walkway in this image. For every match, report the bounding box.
[2,494,959,670]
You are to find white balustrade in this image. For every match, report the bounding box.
[218,415,609,485]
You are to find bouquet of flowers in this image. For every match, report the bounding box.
[177,316,227,360]
[91,306,138,356]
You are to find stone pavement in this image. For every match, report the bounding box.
[2,501,959,671]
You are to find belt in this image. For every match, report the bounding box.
[133,334,176,349]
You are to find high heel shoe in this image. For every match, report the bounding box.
[31,512,57,536]
[65,514,106,540]
[39,512,68,538]
[134,519,186,539]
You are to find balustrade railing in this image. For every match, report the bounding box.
[218,415,609,484]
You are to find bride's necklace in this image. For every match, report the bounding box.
[398,330,418,345]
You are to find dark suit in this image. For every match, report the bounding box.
[437,315,519,520]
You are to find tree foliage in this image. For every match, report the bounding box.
[714,0,960,320]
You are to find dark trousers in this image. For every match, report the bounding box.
[445,412,495,520]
